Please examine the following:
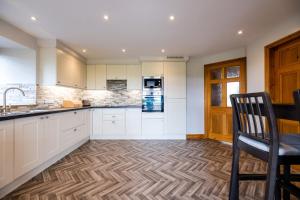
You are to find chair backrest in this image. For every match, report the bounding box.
[293,89,300,122]
[230,92,279,146]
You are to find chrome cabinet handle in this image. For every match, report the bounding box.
[74,128,77,132]
[46,116,49,119]
[74,111,77,114]
[40,117,44,120]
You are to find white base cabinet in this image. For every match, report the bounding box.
[126,108,141,137]
[14,117,41,178]
[102,109,125,136]
[39,114,60,164]
[0,121,14,188]
[91,109,103,137]
[142,113,164,138]
[165,99,186,135]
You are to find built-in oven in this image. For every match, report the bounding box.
[143,77,163,90]
[142,95,164,112]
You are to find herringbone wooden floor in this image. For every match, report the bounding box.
[4,139,268,200]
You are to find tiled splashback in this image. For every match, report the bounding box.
[36,85,141,107]
[0,84,36,106]
[83,90,141,106]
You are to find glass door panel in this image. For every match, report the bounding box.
[226,66,240,78]
[210,68,222,80]
[226,82,240,107]
[211,83,222,106]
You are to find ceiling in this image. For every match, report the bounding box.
[0,0,299,60]
[0,36,27,48]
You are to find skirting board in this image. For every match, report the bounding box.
[186,133,207,140]
[0,137,89,199]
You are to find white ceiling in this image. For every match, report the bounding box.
[0,0,299,60]
[0,36,27,48]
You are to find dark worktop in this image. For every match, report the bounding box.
[0,105,142,121]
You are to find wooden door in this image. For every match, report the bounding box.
[270,38,300,133]
[205,58,246,142]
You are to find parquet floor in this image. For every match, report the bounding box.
[4,139,268,200]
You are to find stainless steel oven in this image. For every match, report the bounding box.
[142,77,164,112]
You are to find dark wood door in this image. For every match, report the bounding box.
[204,58,246,142]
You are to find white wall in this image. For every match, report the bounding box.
[186,13,300,135]
[247,13,300,92]
[0,48,36,84]
[187,48,246,134]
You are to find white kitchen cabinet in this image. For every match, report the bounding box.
[39,46,87,89]
[87,65,96,89]
[142,113,164,138]
[85,109,93,138]
[107,65,126,80]
[60,126,80,150]
[164,62,186,98]
[142,62,164,77]
[96,65,107,90]
[14,117,41,178]
[126,108,142,136]
[0,121,14,188]
[39,114,60,163]
[92,109,103,137]
[126,65,142,90]
[165,99,186,135]
[60,110,85,131]
[102,109,125,136]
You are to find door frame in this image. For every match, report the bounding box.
[265,30,300,97]
[204,57,247,142]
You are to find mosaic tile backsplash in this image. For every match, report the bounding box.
[0,84,36,106]
[1,80,141,108]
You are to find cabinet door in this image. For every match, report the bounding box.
[142,118,164,138]
[95,65,107,90]
[107,65,126,80]
[164,62,186,98]
[102,120,125,136]
[80,62,87,89]
[92,109,103,137]
[87,65,96,89]
[0,121,14,188]
[126,108,142,136]
[142,62,164,77]
[15,117,40,178]
[40,115,60,163]
[165,99,186,135]
[127,65,141,90]
[57,51,73,87]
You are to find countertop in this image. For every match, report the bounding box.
[0,105,142,121]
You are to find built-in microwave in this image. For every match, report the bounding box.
[143,77,163,90]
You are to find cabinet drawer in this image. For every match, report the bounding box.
[60,110,85,131]
[103,109,125,115]
[60,126,81,149]
[103,114,124,121]
[102,120,125,135]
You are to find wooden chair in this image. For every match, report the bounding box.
[229,92,300,200]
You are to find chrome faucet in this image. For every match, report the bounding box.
[2,87,25,113]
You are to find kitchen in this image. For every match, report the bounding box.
[1,0,300,199]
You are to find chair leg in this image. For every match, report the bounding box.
[283,164,291,200]
[265,155,279,200]
[275,165,281,200]
[229,145,240,200]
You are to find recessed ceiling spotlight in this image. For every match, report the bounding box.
[122,49,126,53]
[237,30,243,35]
[161,49,165,53]
[103,15,109,21]
[30,16,37,21]
[82,49,87,53]
[169,15,175,21]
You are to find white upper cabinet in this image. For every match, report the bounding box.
[126,65,141,90]
[107,65,126,80]
[142,62,164,77]
[0,121,14,188]
[164,62,186,98]
[14,117,41,178]
[87,65,96,89]
[39,46,87,89]
[95,65,107,90]
[87,65,107,90]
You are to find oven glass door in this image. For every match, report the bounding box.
[142,96,164,112]
[144,78,162,89]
